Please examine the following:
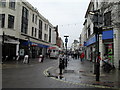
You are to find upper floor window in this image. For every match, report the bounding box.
[88,26,91,37]
[38,30,42,39]
[9,0,15,9]
[0,0,6,7]
[39,19,42,30]
[21,6,29,34]
[22,6,28,19]
[0,14,5,28]
[49,28,51,42]
[35,15,37,24]
[31,27,34,36]
[8,14,14,29]
[44,34,48,41]
[32,14,34,23]
[35,28,37,37]
[44,23,48,31]
[104,11,111,26]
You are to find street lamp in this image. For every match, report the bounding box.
[64,35,69,67]
[89,10,103,81]
[2,31,5,63]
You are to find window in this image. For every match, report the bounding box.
[0,0,6,7]
[38,20,42,39]
[104,11,111,26]
[35,28,37,37]
[44,34,48,41]
[32,14,34,23]
[9,0,15,9]
[44,23,48,30]
[8,14,14,29]
[35,15,37,24]
[88,26,91,37]
[0,14,5,28]
[21,6,29,34]
[38,30,42,39]
[39,20,42,30]
[49,28,51,42]
[32,27,34,36]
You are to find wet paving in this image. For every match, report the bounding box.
[47,58,120,89]
[2,58,93,88]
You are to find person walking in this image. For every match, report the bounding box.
[80,52,85,62]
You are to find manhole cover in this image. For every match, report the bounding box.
[64,70,74,73]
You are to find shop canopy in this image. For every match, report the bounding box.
[22,41,49,48]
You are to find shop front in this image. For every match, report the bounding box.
[102,30,114,65]
[20,40,49,59]
[2,36,19,61]
[85,35,96,61]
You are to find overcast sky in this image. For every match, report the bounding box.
[27,0,90,47]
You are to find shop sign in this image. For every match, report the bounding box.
[31,43,38,46]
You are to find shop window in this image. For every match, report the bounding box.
[8,14,14,29]
[0,14,5,28]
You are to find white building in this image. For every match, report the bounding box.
[81,0,120,68]
[0,0,57,60]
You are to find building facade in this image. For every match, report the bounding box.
[81,0,120,68]
[0,0,58,60]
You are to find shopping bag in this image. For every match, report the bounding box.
[39,58,42,62]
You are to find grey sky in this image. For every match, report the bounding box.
[27,0,90,47]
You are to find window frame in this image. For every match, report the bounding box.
[0,0,6,7]
[9,0,15,10]
[104,11,111,26]
[8,14,14,29]
[0,14,5,28]
[21,6,29,34]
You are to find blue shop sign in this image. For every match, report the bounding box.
[86,35,96,46]
[102,30,113,40]
[85,30,113,46]
[22,41,49,48]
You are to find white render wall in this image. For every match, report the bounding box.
[0,0,56,44]
[114,28,120,68]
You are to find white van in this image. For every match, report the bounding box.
[48,46,59,59]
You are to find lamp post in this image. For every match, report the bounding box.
[64,35,69,67]
[2,31,5,63]
[89,10,103,81]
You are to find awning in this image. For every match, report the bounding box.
[22,41,49,48]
